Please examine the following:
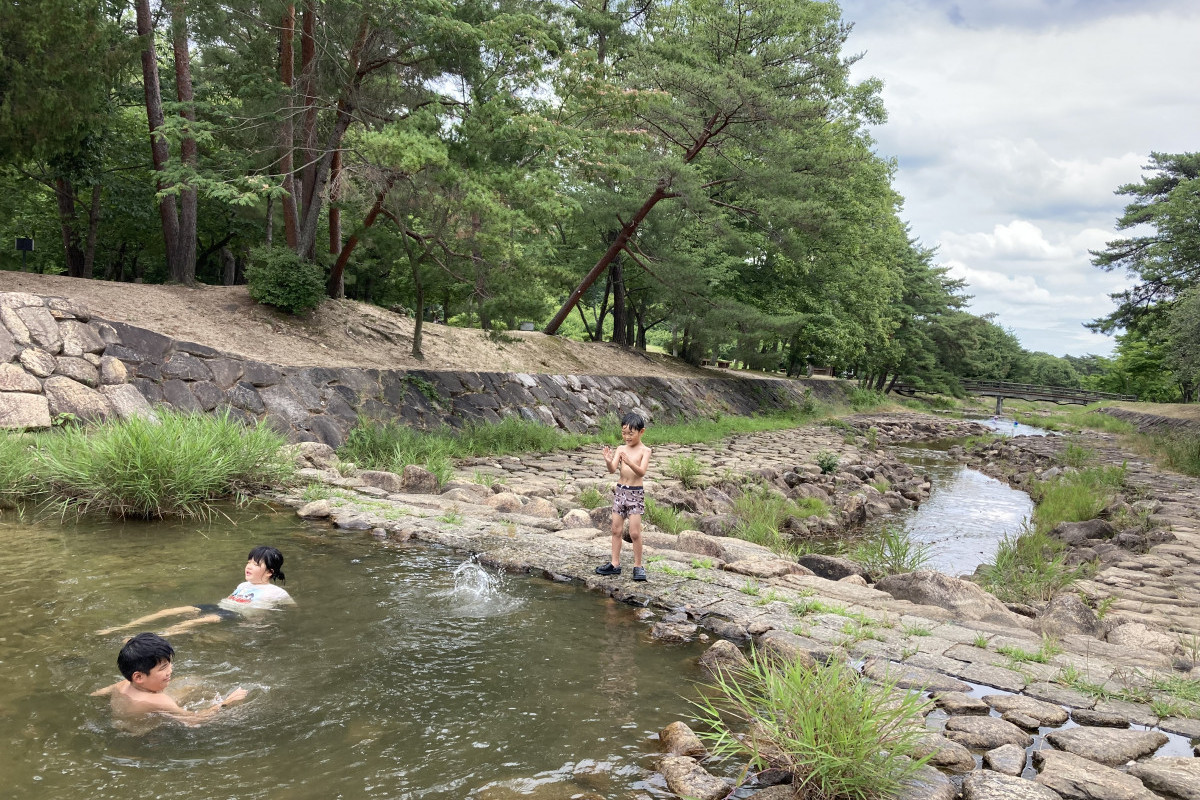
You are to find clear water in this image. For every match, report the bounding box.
[0,508,708,799]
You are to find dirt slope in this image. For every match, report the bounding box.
[0,273,714,377]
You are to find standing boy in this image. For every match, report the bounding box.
[91,632,247,727]
[596,412,652,581]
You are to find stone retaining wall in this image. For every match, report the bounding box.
[1097,406,1200,436]
[0,291,846,446]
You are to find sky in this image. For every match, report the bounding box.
[837,0,1200,357]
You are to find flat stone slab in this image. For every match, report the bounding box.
[1022,682,1096,710]
[1044,726,1168,767]
[912,733,976,773]
[944,715,1034,750]
[1128,756,1200,800]
[1033,750,1158,800]
[936,691,991,715]
[983,743,1027,776]
[1069,709,1129,728]
[964,770,1063,800]
[862,657,970,693]
[984,694,1070,726]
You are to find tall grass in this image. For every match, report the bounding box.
[732,485,827,553]
[1030,464,1126,535]
[977,525,1088,603]
[850,526,930,578]
[644,496,688,534]
[1021,403,1137,434]
[33,411,293,518]
[1153,432,1200,477]
[693,654,932,800]
[664,454,703,488]
[0,432,39,500]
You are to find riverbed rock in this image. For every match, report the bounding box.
[562,508,593,528]
[1050,519,1116,546]
[297,499,332,519]
[936,691,991,715]
[983,694,1069,727]
[697,638,749,677]
[796,553,867,581]
[1043,726,1168,767]
[358,469,405,494]
[658,721,707,758]
[401,464,439,494]
[1107,622,1180,657]
[1038,593,1102,637]
[1032,750,1157,800]
[657,756,728,800]
[983,744,1027,776]
[1069,709,1129,728]
[863,658,970,693]
[757,629,818,668]
[964,770,1063,800]
[650,622,698,642]
[944,715,1034,749]
[875,571,1026,626]
[912,732,976,772]
[894,764,958,800]
[1128,757,1200,800]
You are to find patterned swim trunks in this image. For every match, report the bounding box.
[612,483,646,518]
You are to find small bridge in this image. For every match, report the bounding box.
[892,380,1136,414]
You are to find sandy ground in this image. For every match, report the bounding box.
[0,273,718,377]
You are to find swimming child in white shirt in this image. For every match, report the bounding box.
[98,545,295,637]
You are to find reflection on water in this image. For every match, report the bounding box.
[0,509,705,800]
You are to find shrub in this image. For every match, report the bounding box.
[976,525,1088,603]
[644,496,687,534]
[848,387,887,411]
[577,486,606,509]
[33,410,293,518]
[693,654,932,800]
[815,450,839,474]
[664,454,703,489]
[245,246,326,314]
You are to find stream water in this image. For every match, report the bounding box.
[0,508,707,800]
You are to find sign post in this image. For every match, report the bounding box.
[15,237,34,272]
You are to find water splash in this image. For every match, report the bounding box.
[434,556,522,617]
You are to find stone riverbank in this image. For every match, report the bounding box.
[273,413,1200,800]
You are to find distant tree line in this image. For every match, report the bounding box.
[0,0,1163,399]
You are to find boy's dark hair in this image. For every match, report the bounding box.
[248,545,285,582]
[620,412,645,431]
[117,633,174,680]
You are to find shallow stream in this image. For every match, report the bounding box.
[0,509,706,800]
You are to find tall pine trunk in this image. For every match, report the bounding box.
[278,4,300,251]
[135,0,180,275]
[170,0,198,283]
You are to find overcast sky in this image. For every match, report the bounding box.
[837,0,1200,357]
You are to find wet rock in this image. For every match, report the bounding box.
[358,469,405,494]
[983,695,1069,727]
[1050,519,1116,546]
[894,764,957,800]
[796,553,867,581]
[1033,749,1157,800]
[701,618,748,642]
[398,464,438,494]
[875,571,1026,626]
[657,756,728,800]
[659,721,707,758]
[936,691,991,715]
[964,770,1062,800]
[744,787,794,800]
[297,499,332,518]
[1038,593,1102,638]
[1044,726,1168,767]
[1128,756,1200,800]
[1002,711,1042,731]
[1107,622,1180,656]
[332,514,373,531]
[757,629,818,669]
[1069,709,1128,728]
[912,732,976,773]
[697,639,750,677]
[650,622,698,642]
[943,715,1034,749]
[862,658,970,693]
[983,744,1027,777]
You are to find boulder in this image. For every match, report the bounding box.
[1050,519,1116,546]
[1033,750,1157,800]
[0,323,18,363]
[54,356,99,387]
[1038,593,1102,637]
[297,499,332,519]
[562,508,593,528]
[697,513,738,537]
[723,559,813,579]
[894,764,958,800]
[0,363,40,392]
[875,571,1026,626]
[697,639,749,677]
[521,497,560,519]
[676,529,727,559]
[1128,757,1200,800]
[935,691,991,716]
[100,384,157,422]
[43,375,110,422]
[14,305,61,352]
[1044,726,1167,767]
[943,715,1034,750]
[912,733,976,773]
[658,721,707,758]
[657,756,729,800]
[0,390,51,429]
[18,347,56,378]
[58,319,105,356]
[98,355,128,386]
[756,629,817,669]
[964,770,1062,800]
[983,694,1069,727]
[401,464,439,494]
[358,470,405,494]
[293,441,338,469]
[983,744,1028,777]
[796,553,868,581]
[487,491,524,512]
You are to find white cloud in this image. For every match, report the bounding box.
[839,0,1200,355]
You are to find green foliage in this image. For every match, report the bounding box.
[816,450,840,474]
[664,454,703,489]
[693,654,932,800]
[848,388,887,411]
[850,526,930,579]
[731,485,826,553]
[977,526,1088,603]
[29,411,293,518]
[246,247,326,314]
[577,486,606,509]
[1061,438,1096,469]
[1152,432,1200,477]
[1030,465,1127,535]
[0,433,38,500]
[644,496,687,534]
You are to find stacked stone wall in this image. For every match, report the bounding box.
[0,291,847,446]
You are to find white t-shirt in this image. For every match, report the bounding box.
[217,581,294,612]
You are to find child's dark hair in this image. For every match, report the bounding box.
[248,545,285,581]
[117,633,174,680]
[620,412,645,431]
